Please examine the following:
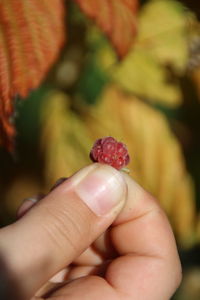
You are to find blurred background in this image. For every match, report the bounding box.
[0,0,200,299]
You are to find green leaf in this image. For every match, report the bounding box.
[76,59,108,105]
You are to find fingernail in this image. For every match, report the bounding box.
[73,164,126,216]
[17,194,45,219]
[50,177,68,191]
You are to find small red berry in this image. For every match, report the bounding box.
[90,137,130,170]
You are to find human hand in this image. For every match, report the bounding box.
[0,164,182,299]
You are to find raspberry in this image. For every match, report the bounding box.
[90,137,130,170]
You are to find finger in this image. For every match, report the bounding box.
[16,194,45,219]
[47,175,182,300]
[17,180,69,288]
[43,276,119,300]
[36,264,106,298]
[106,174,182,299]
[50,177,68,191]
[36,264,99,298]
[18,194,105,284]
[0,164,127,300]
[73,245,104,266]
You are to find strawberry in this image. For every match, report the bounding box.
[90,137,130,170]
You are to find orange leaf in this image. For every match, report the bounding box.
[0,0,65,151]
[75,0,138,57]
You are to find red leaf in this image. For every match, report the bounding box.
[75,0,138,57]
[0,0,65,151]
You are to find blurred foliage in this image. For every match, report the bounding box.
[74,0,138,57]
[41,86,196,248]
[175,268,200,300]
[0,0,65,150]
[103,0,190,106]
[0,0,200,299]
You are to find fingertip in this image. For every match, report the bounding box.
[17,194,45,219]
[50,177,68,192]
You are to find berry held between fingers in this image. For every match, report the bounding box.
[90,137,130,170]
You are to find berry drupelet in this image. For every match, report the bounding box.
[90,137,130,170]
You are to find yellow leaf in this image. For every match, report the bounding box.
[137,0,188,72]
[113,49,182,106]
[40,91,92,185]
[95,0,191,107]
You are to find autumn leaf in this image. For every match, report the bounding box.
[112,0,190,106]
[93,0,190,107]
[40,91,93,183]
[0,0,65,151]
[114,49,183,106]
[41,86,196,247]
[137,0,189,72]
[75,0,138,57]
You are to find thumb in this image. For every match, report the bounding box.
[0,164,127,299]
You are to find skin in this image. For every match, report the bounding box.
[0,164,182,300]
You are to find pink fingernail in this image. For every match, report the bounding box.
[17,194,44,219]
[74,164,126,216]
